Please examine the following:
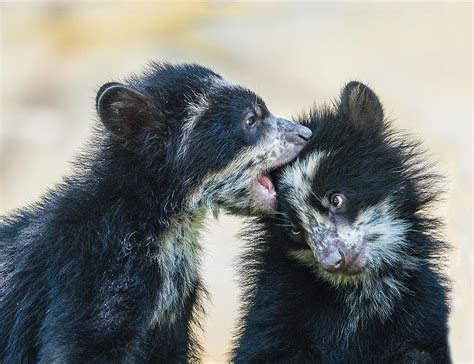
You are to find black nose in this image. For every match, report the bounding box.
[320,249,345,273]
[288,125,313,145]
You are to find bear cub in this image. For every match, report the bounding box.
[0,63,312,363]
[232,82,450,363]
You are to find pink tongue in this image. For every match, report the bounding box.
[258,175,276,195]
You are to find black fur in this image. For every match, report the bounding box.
[0,62,311,363]
[232,82,451,363]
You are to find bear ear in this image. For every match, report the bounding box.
[339,81,384,131]
[96,82,156,138]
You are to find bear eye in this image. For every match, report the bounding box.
[291,227,301,235]
[288,224,306,245]
[245,116,256,128]
[329,193,346,209]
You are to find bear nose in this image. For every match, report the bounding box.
[287,125,313,145]
[319,249,345,273]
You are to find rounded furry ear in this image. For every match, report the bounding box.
[339,81,384,131]
[96,82,154,138]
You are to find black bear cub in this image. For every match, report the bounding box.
[232,82,450,363]
[0,63,312,363]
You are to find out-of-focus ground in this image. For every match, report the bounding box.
[0,2,471,363]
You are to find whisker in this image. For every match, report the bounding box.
[310,190,322,203]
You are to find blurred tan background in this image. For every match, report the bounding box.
[0,2,472,363]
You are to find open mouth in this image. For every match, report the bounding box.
[255,173,277,212]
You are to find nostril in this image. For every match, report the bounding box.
[320,249,344,272]
[289,130,312,146]
[333,250,345,270]
[297,133,311,142]
[298,126,313,142]
[332,258,342,269]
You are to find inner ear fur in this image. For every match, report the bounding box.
[96,82,155,138]
[339,81,384,131]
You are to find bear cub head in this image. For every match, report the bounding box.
[96,63,312,216]
[276,82,442,288]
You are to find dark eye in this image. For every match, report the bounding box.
[291,227,301,236]
[245,116,256,128]
[329,193,346,209]
[288,225,306,245]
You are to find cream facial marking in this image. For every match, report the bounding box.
[187,117,311,215]
[288,198,414,274]
[281,150,331,203]
[177,92,211,160]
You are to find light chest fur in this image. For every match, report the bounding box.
[149,210,207,327]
